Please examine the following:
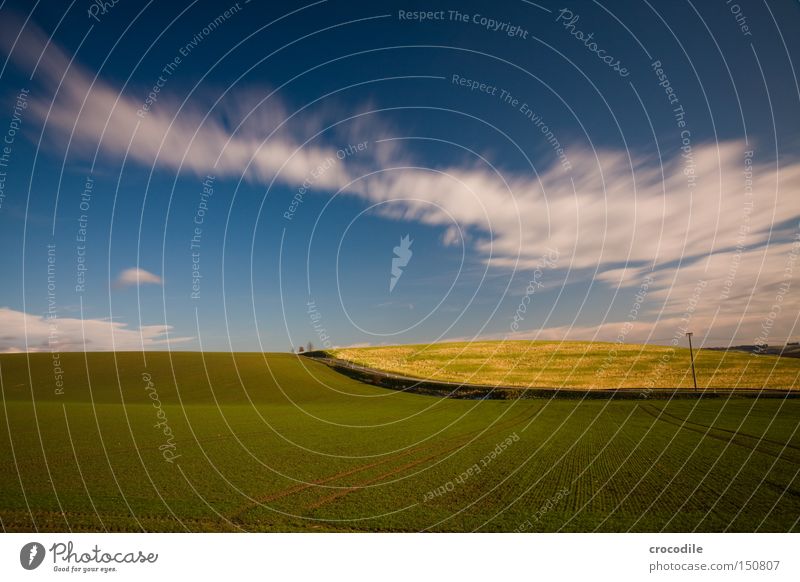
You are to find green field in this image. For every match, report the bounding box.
[330,341,800,390]
[1,351,799,532]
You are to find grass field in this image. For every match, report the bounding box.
[1,351,799,532]
[329,341,800,390]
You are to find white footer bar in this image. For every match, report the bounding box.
[2,533,797,581]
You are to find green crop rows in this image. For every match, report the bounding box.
[1,351,798,532]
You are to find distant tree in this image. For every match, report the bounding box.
[298,345,305,353]
[306,341,314,352]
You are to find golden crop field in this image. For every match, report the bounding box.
[329,341,800,390]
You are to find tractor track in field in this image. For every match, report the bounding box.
[304,426,501,511]
[645,405,800,453]
[303,408,534,511]
[639,404,800,500]
[229,406,534,523]
[638,404,800,467]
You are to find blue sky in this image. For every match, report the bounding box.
[0,0,799,352]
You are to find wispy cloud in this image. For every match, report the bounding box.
[113,268,163,289]
[0,307,192,352]
[0,13,349,187]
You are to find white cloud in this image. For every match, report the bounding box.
[350,142,799,272]
[475,239,800,347]
[0,15,350,188]
[114,268,163,288]
[0,307,193,352]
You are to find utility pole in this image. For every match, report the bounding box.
[686,332,698,392]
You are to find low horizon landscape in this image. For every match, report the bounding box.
[2,344,799,533]
[1,0,799,546]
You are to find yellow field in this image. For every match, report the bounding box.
[329,341,800,390]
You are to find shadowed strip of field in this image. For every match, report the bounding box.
[231,406,534,522]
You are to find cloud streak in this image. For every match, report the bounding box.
[0,14,349,188]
